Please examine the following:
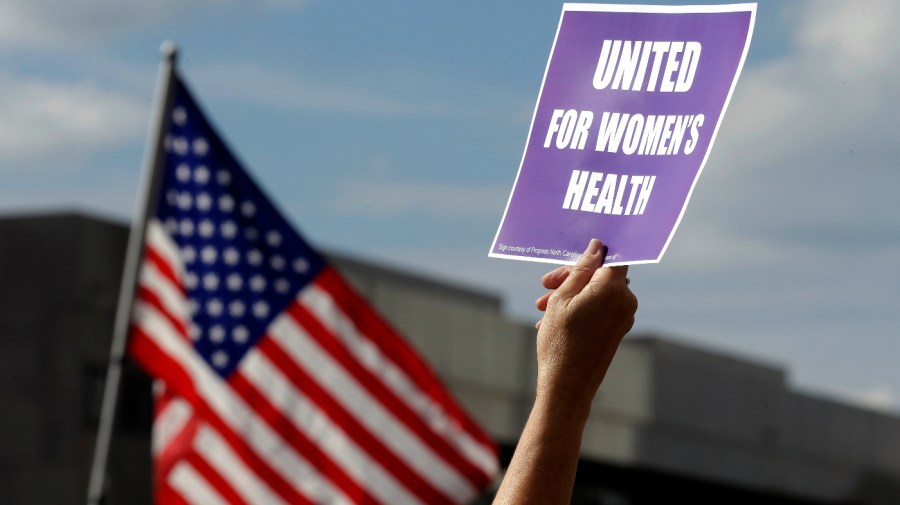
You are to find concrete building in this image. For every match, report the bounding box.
[2,211,900,504]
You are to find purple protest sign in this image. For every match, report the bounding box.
[490,3,756,265]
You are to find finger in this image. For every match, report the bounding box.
[541,265,570,289]
[535,291,552,312]
[590,264,629,286]
[553,239,605,301]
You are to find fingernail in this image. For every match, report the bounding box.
[583,239,601,257]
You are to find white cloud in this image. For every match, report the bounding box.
[673,0,900,261]
[0,73,147,168]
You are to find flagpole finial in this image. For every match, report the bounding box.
[160,40,178,62]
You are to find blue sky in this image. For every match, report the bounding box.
[1,0,898,412]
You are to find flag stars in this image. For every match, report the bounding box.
[217,170,231,186]
[184,272,198,290]
[241,201,256,218]
[207,298,223,317]
[250,275,266,293]
[188,324,201,341]
[199,220,215,239]
[247,249,263,266]
[173,107,187,126]
[245,227,259,242]
[209,325,226,343]
[218,194,235,213]
[176,163,191,182]
[223,247,240,266]
[266,230,282,247]
[203,272,219,291]
[211,351,229,369]
[226,273,243,291]
[252,301,269,319]
[275,278,290,294]
[201,245,217,264]
[221,221,237,239]
[194,165,210,184]
[294,257,309,274]
[182,246,196,263]
[229,300,246,317]
[270,255,285,271]
[180,219,194,237]
[193,137,209,157]
[177,192,193,210]
[173,137,190,156]
[232,326,249,344]
[196,193,212,212]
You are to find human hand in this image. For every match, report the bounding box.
[532,239,637,408]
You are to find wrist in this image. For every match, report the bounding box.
[534,380,595,428]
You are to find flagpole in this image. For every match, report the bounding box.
[87,41,178,505]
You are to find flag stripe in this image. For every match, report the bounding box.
[183,451,248,505]
[292,285,495,485]
[193,426,285,505]
[227,371,384,505]
[168,462,228,505]
[132,329,313,505]
[256,336,455,505]
[145,244,184,294]
[316,269,497,452]
[135,245,330,505]
[302,273,497,475]
[132,301,351,504]
[146,220,183,279]
[153,395,192,456]
[242,346,436,505]
[272,306,479,500]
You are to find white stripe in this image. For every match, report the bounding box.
[269,314,475,501]
[299,284,498,477]
[139,260,190,323]
[146,218,184,279]
[133,301,353,505]
[168,461,228,505]
[241,349,424,505]
[153,397,192,455]
[194,425,287,505]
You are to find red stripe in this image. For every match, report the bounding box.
[155,481,191,505]
[184,450,249,505]
[144,244,185,294]
[137,285,189,338]
[315,267,498,456]
[286,300,490,490]
[257,336,454,505]
[154,399,198,487]
[153,384,174,420]
[129,327,314,505]
[227,372,378,504]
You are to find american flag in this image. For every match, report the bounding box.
[128,72,499,504]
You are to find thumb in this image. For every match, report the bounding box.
[554,239,605,301]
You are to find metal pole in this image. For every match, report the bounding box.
[87,41,178,505]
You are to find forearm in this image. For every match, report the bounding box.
[493,239,636,504]
[493,393,592,505]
